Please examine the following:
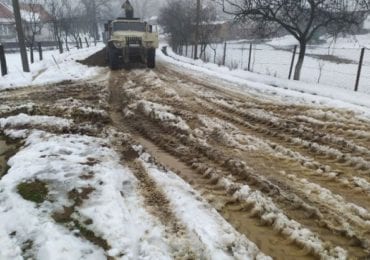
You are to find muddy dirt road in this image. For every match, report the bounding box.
[107,61,370,259]
[1,54,370,259]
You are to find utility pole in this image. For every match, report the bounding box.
[12,0,30,72]
[194,0,200,60]
[92,0,99,41]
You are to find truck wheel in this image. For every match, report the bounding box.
[108,48,120,70]
[147,49,156,68]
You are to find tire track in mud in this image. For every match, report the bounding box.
[152,67,370,191]
[108,65,370,259]
[108,71,321,259]
[157,64,370,151]
[151,70,368,252]
[128,106,368,259]
[198,98,370,187]
[108,74,205,259]
[146,67,370,206]
[204,96,370,163]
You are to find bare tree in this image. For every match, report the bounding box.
[159,0,217,52]
[61,0,85,46]
[219,0,370,80]
[159,0,194,48]
[22,0,46,47]
[130,0,158,19]
[44,0,63,40]
[80,0,111,41]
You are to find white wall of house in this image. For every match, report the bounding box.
[0,20,16,42]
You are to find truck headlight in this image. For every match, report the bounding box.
[145,41,154,48]
[113,41,125,49]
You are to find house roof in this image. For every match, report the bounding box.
[0,2,53,23]
[0,2,14,22]
[20,3,53,22]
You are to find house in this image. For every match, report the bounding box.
[0,2,15,42]
[19,3,54,43]
[0,1,54,44]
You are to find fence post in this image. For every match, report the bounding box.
[30,44,34,64]
[288,45,297,80]
[0,44,7,76]
[38,42,43,61]
[191,44,194,58]
[185,44,188,57]
[65,39,70,52]
[248,43,253,71]
[162,46,167,55]
[57,37,63,54]
[79,37,83,48]
[85,37,89,48]
[222,42,227,66]
[354,47,365,92]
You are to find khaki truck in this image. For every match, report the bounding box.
[104,17,159,69]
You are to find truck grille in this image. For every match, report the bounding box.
[126,36,142,46]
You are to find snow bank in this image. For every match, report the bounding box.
[0,129,175,259]
[0,131,110,259]
[0,113,72,129]
[0,44,107,90]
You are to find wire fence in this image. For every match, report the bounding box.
[176,42,370,94]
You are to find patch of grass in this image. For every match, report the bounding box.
[73,220,110,250]
[51,186,110,251]
[52,206,74,223]
[21,240,34,259]
[17,180,48,203]
[0,136,21,178]
[68,187,95,206]
[53,187,95,224]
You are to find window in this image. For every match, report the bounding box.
[0,24,12,36]
[112,22,146,32]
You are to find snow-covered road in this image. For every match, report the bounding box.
[0,48,370,259]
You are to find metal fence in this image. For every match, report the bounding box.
[176,42,370,94]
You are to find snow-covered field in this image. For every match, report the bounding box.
[180,34,370,94]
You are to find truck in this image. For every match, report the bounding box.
[104,1,159,69]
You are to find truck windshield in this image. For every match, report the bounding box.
[113,22,146,32]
